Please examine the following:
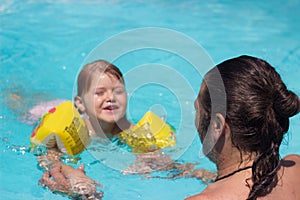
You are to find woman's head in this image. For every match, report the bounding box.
[75,60,127,126]
[196,55,299,155]
[195,55,300,199]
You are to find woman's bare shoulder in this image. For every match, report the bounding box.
[185,185,225,200]
[282,154,300,160]
[280,154,300,177]
[281,154,300,167]
[185,192,215,200]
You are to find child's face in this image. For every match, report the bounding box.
[82,73,127,125]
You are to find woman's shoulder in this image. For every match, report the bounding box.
[185,183,231,200]
[281,154,300,165]
[185,190,218,200]
[263,154,300,199]
[185,194,208,200]
[280,154,300,176]
[279,154,300,184]
[283,154,300,159]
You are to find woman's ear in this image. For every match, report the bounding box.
[213,113,226,138]
[214,113,232,141]
[74,96,86,114]
[201,113,226,158]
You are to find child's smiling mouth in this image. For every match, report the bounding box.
[103,105,119,113]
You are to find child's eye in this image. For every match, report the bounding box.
[95,90,105,96]
[113,87,125,95]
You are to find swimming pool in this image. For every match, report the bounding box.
[1,0,299,199]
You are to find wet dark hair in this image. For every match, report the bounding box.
[197,55,300,199]
[77,60,124,96]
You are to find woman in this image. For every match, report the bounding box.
[187,55,300,200]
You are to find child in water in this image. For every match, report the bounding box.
[74,60,133,137]
[36,60,215,197]
[37,60,132,197]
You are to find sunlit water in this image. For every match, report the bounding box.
[1,0,299,200]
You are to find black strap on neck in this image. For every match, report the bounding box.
[215,166,252,182]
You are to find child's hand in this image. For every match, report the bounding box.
[39,164,103,199]
[39,164,71,191]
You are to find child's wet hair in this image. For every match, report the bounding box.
[77,60,124,96]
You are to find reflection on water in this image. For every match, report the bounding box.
[1,136,30,155]
[1,0,299,199]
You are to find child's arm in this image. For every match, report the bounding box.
[37,148,71,189]
[37,150,103,198]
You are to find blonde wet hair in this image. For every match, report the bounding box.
[77,60,124,97]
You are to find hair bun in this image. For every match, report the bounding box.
[273,89,300,118]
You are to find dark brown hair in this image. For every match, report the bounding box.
[197,55,300,199]
[77,60,124,96]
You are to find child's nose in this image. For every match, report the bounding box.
[106,90,115,102]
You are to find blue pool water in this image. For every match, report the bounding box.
[1,0,299,200]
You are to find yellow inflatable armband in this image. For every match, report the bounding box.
[30,101,90,156]
[120,111,176,153]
